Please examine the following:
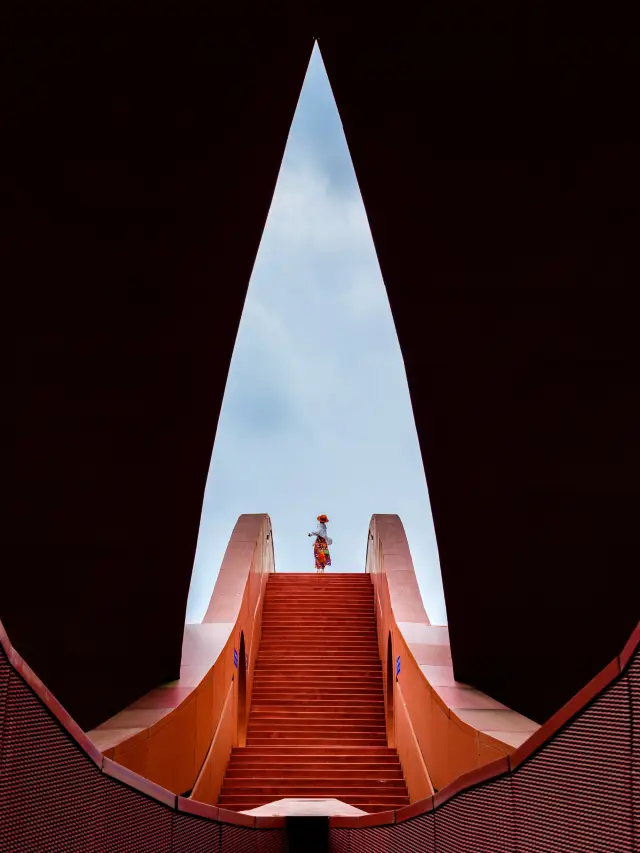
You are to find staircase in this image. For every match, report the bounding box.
[219,572,410,813]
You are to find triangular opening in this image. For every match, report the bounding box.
[187,43,446,625]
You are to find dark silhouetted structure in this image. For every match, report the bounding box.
[4,0,638,775]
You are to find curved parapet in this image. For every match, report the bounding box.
[1,524,637,850]
[366,514,539,796]
[86,513,274,799]
[0,619,288,849]
[328,621,639,850]
[1,601,636,850]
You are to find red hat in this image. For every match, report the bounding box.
[317,514,329,523]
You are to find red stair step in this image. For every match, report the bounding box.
[218,573,409,814]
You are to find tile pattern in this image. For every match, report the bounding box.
[333,650,638,852]
[0,644,286,853]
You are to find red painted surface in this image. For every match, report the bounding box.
[218,573,410,813]
[0,612,638,848]
[88,514,274,798]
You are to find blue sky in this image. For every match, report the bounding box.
[186,45,447,625]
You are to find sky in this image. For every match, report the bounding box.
[186,44,447,626]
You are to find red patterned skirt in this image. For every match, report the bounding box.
[314,536,332,570]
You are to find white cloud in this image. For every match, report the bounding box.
[264,161,371,254]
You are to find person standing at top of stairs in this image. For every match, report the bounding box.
[308,514,332,573]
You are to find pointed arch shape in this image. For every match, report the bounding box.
[237,630,247,747]
[386,631,395,747]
